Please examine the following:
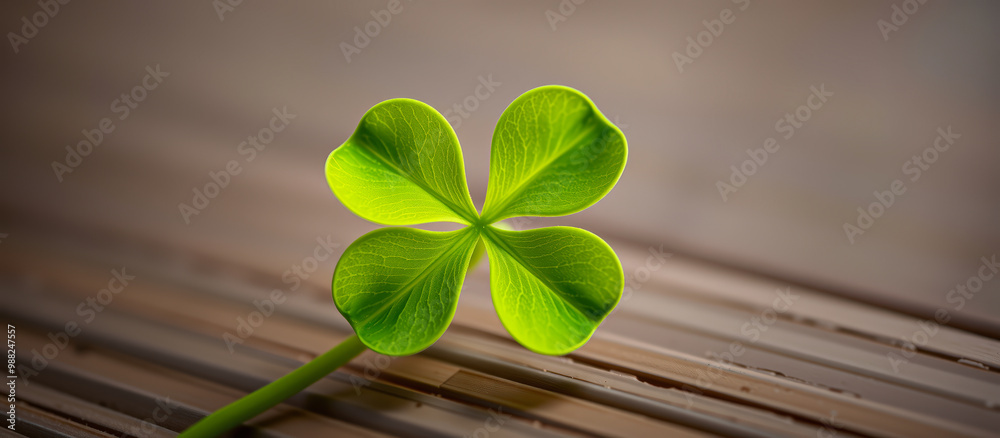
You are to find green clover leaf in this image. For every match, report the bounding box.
[481,225,623,355]
[326,98,479,225]
[333,227,479,355]
[481,85,627,223]
[327,85,627,356]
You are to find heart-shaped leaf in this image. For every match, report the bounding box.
[326,98,479,225]
[333,226,480,355]
[481,86,627,223]
[481,225,624,355]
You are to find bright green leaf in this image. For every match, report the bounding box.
[332,226,480,355]
[481,225,624,355]
[326,98,479,225]
[481,86,627,223]
[187,87,632,436]
[329,87,628,357]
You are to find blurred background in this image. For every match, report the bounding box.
[1,1,999,436]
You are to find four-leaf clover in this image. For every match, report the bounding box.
[326,85,628,356]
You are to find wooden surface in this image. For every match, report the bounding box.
[3,223,1000,436]
[1,1,999,436]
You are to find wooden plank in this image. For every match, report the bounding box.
[22,365,391,438]
[576,335,985,438]
[3,298,578,438]
[12,403,115,438]
[431,327,836,438]
[441,370,709,438]
[624,251,1000,369]
[620,288,1000,407]
[13,330,355,437]
[0,428,25,438]
[18,384,175,438]
[600,312,1000,434]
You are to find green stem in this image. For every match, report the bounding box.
[180,239,487,437]
[179,335,366,437]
